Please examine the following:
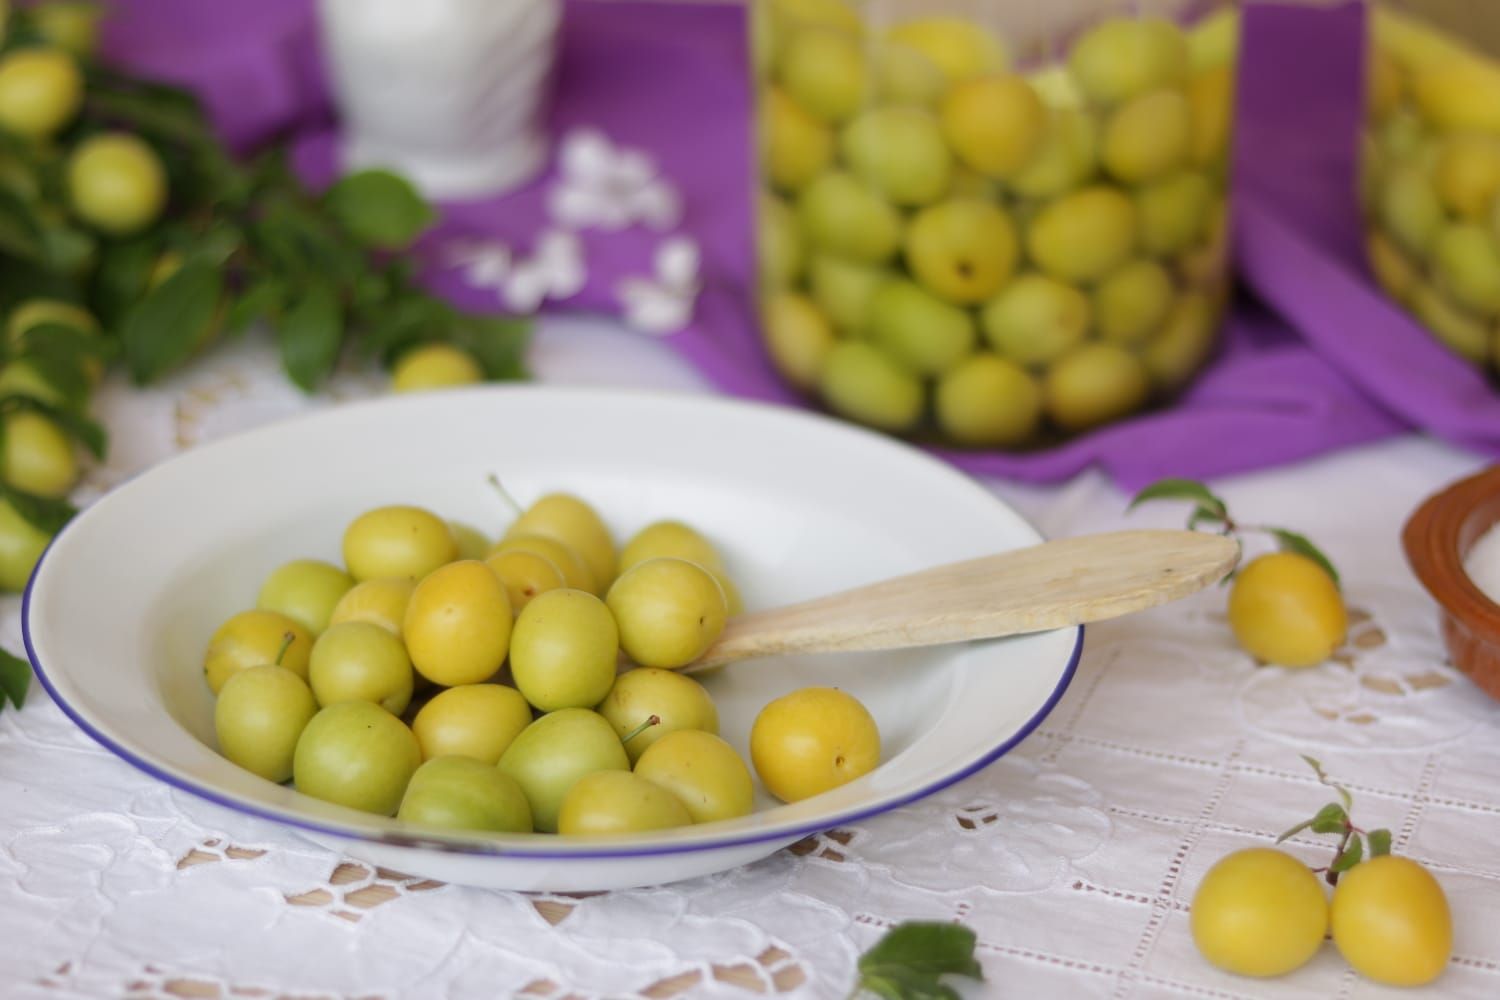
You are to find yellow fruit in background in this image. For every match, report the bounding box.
[940,74,1046,179]
[1187,7,1240,72]
[1191,848,1328,978]
[1187,65,1234,167]
[329,577,415,638]
[807,254,884,334]
[904,198,1019,305]
[759,193,803,288]
[766,0,862,38]
[1227,551,1346,667]
[1102,89,1192,184]
[1068,17,1189,106]
[1027,186,1137,284]
[885,17,1007,83]
[797,170,902,265]
[66,132,169,236]
[818,340,923,432]
[1094,260,1174,344]
[1411,279,1489,365]
[1431,222,1500,317]
[1136,170,1213,258]
[410,684,536,765]
[750,686,880,803]
[875,40,947,106]
[1433,133,1500,220]
[1044,343,1151,433]
[1,410,76,498]
[505,492,616,590]
[1412,59,1500,134]
[840,106,952,206]
[1143,291,1220,391]
[1331,856,1452,987]
[1366,230,1418,306]
[763,290,837,391]
[761,87,834,192]
[981,272,1092,368]
[485,547,567,615]
[1377,163,1444,257]
[1009,109,1098,200]
[1367,45,1404,121]
[31,2,103,58]
[777,27,868,124]
[935,353,1043,447]
[0,47,82,138]
[867,278,976,376]
[491,533,594,595]
[391,343,483,392]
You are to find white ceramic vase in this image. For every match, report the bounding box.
[317,0,562,200]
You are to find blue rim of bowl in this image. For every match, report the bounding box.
[20,385,1084,861]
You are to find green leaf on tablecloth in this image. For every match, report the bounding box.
[276,283,343,392]
[1267,528,1342,588]
[1302,755,1353,810]
[1331,837,1364,873]
[1367,829,1393,857]
[1127,478,1228,522]
[0,647,30,711]
[119,259,224,384]
[323,169,435,250]
[855,922,982,1000]
[1309,802,1349,834]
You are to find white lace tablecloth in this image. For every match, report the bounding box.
[2,319,1496,1000]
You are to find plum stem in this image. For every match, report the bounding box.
[620,714,661,744]
[273,632,295,667]
[486,473,524,520]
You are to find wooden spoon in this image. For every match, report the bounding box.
[681,529,1238,673]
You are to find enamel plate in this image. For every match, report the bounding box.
[25,387,1080,891]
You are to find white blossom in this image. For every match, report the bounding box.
[616,235,701,336]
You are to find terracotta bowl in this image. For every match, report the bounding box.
[1402,465,1500,700]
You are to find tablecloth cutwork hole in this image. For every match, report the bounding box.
[521,946,806,999]
[786,828,854,862]
[282,861,445,921]
[176,838,268,870]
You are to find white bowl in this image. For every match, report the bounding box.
[25,387,1080,891]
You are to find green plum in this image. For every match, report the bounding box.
[1044,342,1151,432]
[607,557,728,670]
[635,730,755,825]
[308,621,413,715]
[510,588,620,711]
[557,770,692,835]
[981,272,1091,367]
[885,17,1007,83]
[818,341,924,431]
[777,26,868,123]
[761,86,834,192]
[1376,108,1428,166]
[840,106,952,206]
[867,279,976,376]
[1436,133,1500,220]
[1094,260,1175,343]
[759,193,803,288]
[599,666,719,764]
[620,521,724,574]
[1367,229,1419,307]
[293,701,421,816]
[904,197,1019,304]
[1143,290,1220,390]
[1010,109,1098,200]
[497,708,629,833]
[490,533,593,594]
[397,756,533,833]
[940,74,1046,179]
[1411,280,1489,364]
[257,558,355,635]
[411,683,534,764]
[215,664,318,783]
[329,577,414,637]
[448,521,491,562]
[1136,170,1213,258]
[1068,17,1189,105]
[797,171,902,264]
[343,505,457,582]
[203,609,313,694]
[1432,222,1500,316]
[1026,185,1137,284]
[0,496,53,592]
[1378,164,1444,258]
[934,353,1044,447]
[1,411,76,498]
[0,361,70,409]
[484,547,566,615]
[1188,65,1233,167]
[875,39,947,106]
[504,493,617,592]
[1102,89,1192,184]
[808,254,885,334]
[404,560,512,687]
[762,291,837,392]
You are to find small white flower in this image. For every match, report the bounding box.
[547,127,684,232]
[441,229,586,313]
[616,235,701,336]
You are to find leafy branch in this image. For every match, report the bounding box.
[1276,756,1392,886]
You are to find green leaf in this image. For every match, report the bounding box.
[1276,818,1316,844]
[119,259,224,384]
[90,234,163,328]
[0,647,30,711]
[276,284,343,392]
[1331,837,1364,873]
[449,311,531,381]
[1367,829,1393,857]
[1309,802,1349,834]
[17,319,115,365]
[323,170,435,250]
[39,223,96,275]
[0,187,44,260]
[0,483,76,536]
[224,278,286,335]
[1127,477,1229,521]
[1301,754,1353,810]
[856,922,982,1000]
[1268,528,1341,588]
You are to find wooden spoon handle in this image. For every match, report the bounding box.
[683,529,1238,672]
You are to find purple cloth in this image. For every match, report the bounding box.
[100,0,1493,487]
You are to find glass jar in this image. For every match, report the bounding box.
[752,0,1238,449]
[1363,2,1500,374]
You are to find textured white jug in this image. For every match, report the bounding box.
[317,0,561,200]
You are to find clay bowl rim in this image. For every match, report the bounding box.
[1401,464,1500,652]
